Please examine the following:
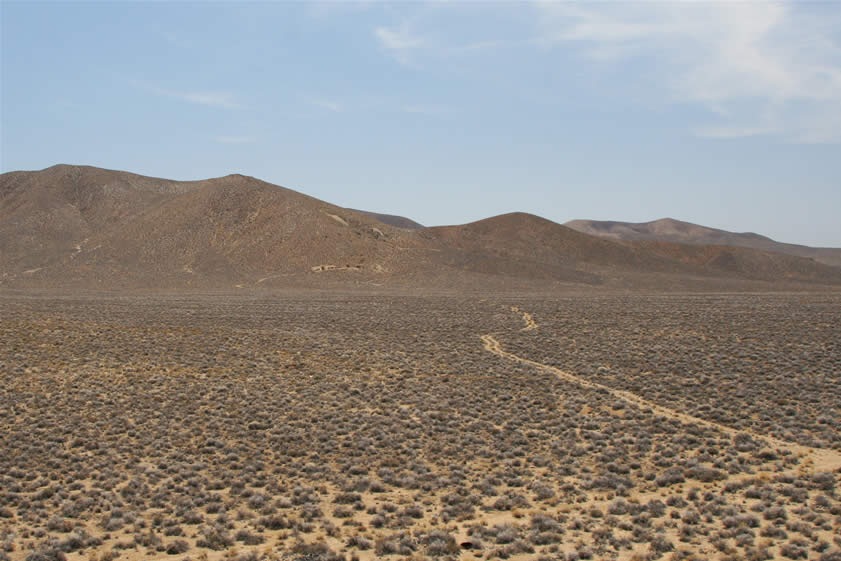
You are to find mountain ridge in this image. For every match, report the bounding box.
[346,208,424,230]
[2,165,840,291]
[566,217,841,268]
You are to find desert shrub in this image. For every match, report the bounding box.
[298,504,323,520]
[530,514,562,533]
[759,525,787,539]
[685,466,725,483]
[814,494,832,509]
[25,546,65,561]
[763,506,787,521]
[681,510,701,525]
[422,531,459,556]
[57,533,88,553]
[755,449,778,461]
[100,516,124,532]
[375,533,415,556]
[163,525,184,536]
[333,506,353,519]
[492,492,530,510]
[588,474,633,491]
[647,500,667,518]
[780,485,809,504]
[204,501,224,514]
[745,485,776,500]
[247,493,267,510]
[532,531,563,545]
[134,529,163,550]
[402,505,423,519]
[181,510,203,525]
[734,532,754,547]
[814,540,832,553]
[812,472,836,493]
[375,537,399,556]
[346,535,372,550]
[734,434,759,452]
[259,514,291,530]
[780,542,808,560]
[195,524,232,550]
[531,483,555,501]
[495,539,535,558]
[333,492,361,504]
[165,540,189,555]
[45,517,72,533]
[650,535,674,553]
[290,541,344,561]
[235,528,264,545]
[495,525,519,545]
[608,499,629,515]
[656,468,685,487]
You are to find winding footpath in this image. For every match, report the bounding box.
[483,308,841,477]
[510,306,539,331]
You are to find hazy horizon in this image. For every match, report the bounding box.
[3,1,840,246]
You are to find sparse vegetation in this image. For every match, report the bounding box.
[0,292,839,560]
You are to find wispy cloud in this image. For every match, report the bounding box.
[134,80,242,109]
[177,91,241,109]
[693,124,778,140]
[402,104,449,116]
[375,24,424,64]
[214,136,255,144]
[309,98,342,112]
[533,2,841,143]
[454,39,519,53]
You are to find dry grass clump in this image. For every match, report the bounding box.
[0,292,839,560]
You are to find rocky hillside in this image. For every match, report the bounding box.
[566,218,841,268]
[2,165,840,291]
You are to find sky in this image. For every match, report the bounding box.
[2,1,840,247]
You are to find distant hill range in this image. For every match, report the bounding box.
[566,218,841,268]
[2,164,840,291]
[346,209,423,229]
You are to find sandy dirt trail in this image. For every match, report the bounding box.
[483,309,841,477]
[510,306,539,331]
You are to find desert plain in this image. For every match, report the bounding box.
[1,291,840,561]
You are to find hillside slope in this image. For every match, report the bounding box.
[2,165,840,290]
[0,165,421,288]
[346,209,424,229]
[566,218,841,268]
[422,213,841,287]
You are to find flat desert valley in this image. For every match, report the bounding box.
[6,1,841,558]
[2,291,840,561]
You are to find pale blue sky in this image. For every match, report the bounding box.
[2,1,840,246]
